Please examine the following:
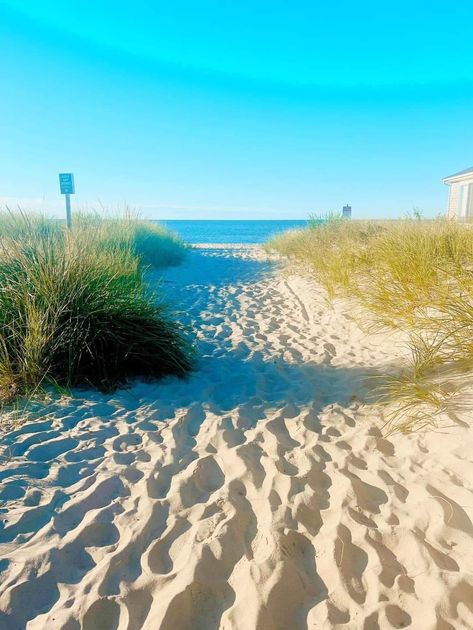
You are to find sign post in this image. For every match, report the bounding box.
[59,173,75,229]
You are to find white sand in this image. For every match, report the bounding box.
[0,245,473,629]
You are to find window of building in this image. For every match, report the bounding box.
[459,183,473,218]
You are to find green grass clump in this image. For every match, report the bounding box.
[73,213,187,269]
[267,216,473,432]
[132,221,187,267]
[0,211,192,403]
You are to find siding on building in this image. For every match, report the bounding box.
[447,183,459,219]
[444,168,473,220]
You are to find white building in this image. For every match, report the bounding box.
[443,166,473,220]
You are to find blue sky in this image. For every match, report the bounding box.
[0,1,472,219]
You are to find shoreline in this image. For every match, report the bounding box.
[191,242,263,248]
[0,244,472,629]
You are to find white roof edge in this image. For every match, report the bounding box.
[443,166,473,184]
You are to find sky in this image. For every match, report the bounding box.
[0,1,472,219]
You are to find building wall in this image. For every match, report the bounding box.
[446,177,473,220]
[447,183,459,219]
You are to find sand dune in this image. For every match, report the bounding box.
[1,245,473,629]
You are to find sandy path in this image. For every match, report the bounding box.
[0,246,473,629]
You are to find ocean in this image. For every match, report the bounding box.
[158,219,308,244]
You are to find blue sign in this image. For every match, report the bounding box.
[59,173,75,195]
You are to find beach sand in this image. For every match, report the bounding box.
[0,245,472,629]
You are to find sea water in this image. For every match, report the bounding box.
[157,219,308,244]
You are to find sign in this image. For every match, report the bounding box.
[59,173,75,195]
[59,173,75,229]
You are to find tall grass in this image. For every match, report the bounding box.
[73,213,187,268]
[0,211,192,403]
[267,216,473,433]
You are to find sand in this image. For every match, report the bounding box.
[0,245,472,629]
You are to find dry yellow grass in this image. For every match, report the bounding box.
[268,216,473,432]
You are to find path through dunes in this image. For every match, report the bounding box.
[1,246,473,629]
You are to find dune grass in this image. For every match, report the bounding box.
[267,215,473,432]
[0,211,192,404]
[73,212,187,268]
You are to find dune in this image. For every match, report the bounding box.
[0,245,472,629]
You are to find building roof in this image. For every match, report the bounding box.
[444,166,473,183]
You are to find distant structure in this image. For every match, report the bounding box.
[443,166,473,221]
[342,204,352,219]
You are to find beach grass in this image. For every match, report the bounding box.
[267,215,473,432]
[0,211,192,404]
[73,212,187,268]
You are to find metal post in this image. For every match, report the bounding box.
[65,193,72,229]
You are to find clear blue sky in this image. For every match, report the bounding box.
[0,1,472,219]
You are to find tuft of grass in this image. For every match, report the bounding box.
[268,217,473,433]
[0,210,193,404]
[73,212,187,269]
[132,220,187,268]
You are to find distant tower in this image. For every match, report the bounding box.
[342,204,352,219]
